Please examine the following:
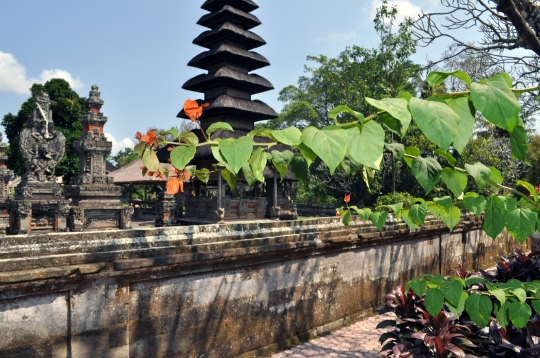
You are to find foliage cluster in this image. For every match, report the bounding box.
[380,249,540,356]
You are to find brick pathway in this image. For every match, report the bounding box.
[271,312,395,358]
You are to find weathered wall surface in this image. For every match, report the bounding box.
[0,213,524,357]
[296,204,337,217]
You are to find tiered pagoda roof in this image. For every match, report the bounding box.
[178,0,278,130]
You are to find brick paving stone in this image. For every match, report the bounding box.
[271,312,395,358]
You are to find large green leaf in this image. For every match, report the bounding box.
[427,70,472,86]
[241,162,257,186]
[441,280,463,307]
[511,125,528,160]
[411,156,443,194]
[328,105,364,124]
[495,300,511,328]
[340,153,362,178]
[489,166,503,186]
[170,144,196,170]
[447,291,469,318]
[439,206,461,232]
[409,203,428,225]
[221,169,237,190]
[291,156,308,184]
[411,278,427,296]
[517,180,538,202]
[505,208,537,243]
[302,126,348,174]
[295,142,317,168]
[410,97,459,150]
[141,147,160,172]
[179,132,199,145]
[466,294,493,327]
[271,127,302,146]
[465,162,491,190]
[346,121,385,169]
[404,147,421,167]
[249,148,267,183]
[385,143,405,162]
[425,288,444,318]
[271,151,293,182]
[219,136,253,174]
[509,301,532,329]
[401,209,418,231]
[484,195,507,239]
[433,196,452,212]
[441,167,468,197]
[366,97,411,135]
[470,75,521,131]
[428,96,475,153]
[462,192,486,217]
[370,211,388,232]
[207,122,234,135]
[434,149,456,167]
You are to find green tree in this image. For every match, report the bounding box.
[2,79,84,182]
[110,147,139,168]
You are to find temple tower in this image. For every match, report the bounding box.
[64,85,133,230]
[179,0,278,130]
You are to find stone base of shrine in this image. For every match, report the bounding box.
[6,199,70,235]
[69,201,134,231]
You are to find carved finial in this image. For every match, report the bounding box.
[86,85,104,110]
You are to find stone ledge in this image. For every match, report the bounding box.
[0,262,107,284]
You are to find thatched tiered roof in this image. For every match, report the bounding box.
[178,0,278,130]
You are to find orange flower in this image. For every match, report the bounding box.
[146,171,155,177]
[135,131,143,140]
[344,194,351,203]
[184,99,210,122]
[141,130,158,147]
[155,171,164,180]
[167,146,173,152]
[335,211,340,217]
[140,166,146,171]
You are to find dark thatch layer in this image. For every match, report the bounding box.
[198,5,260,30]
[193,22,265,50]
[156,129,297,180]
[183,67,273,94]
[202,0,258,13]
[177,94,278,121]
[188,44,270,71]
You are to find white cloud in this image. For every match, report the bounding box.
[0,51,83,94]
[370,0,423,23]
[105,132,136,156]
[316,31,357,42]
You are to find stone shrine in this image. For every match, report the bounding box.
[64,85,133,230]
[0,133,13,233]
[7,92,70,234]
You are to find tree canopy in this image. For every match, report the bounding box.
[2,79,84,182]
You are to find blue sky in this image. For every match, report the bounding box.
[0,0,452,154]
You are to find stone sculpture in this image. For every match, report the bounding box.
[20,92,65,183]
[7,92,70,234]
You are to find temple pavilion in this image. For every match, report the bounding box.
[158,0,298,223]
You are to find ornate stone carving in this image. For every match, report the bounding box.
[20,92,65,182]
[256,197,267,218]
[57,201,71,217]
[15,202,32,218]
[65,85,131,230]
[238,199,249,219]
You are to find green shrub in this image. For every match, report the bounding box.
[374,191,414,210]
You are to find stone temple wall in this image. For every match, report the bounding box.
[296,204,338,217]
[0,214,524,358]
